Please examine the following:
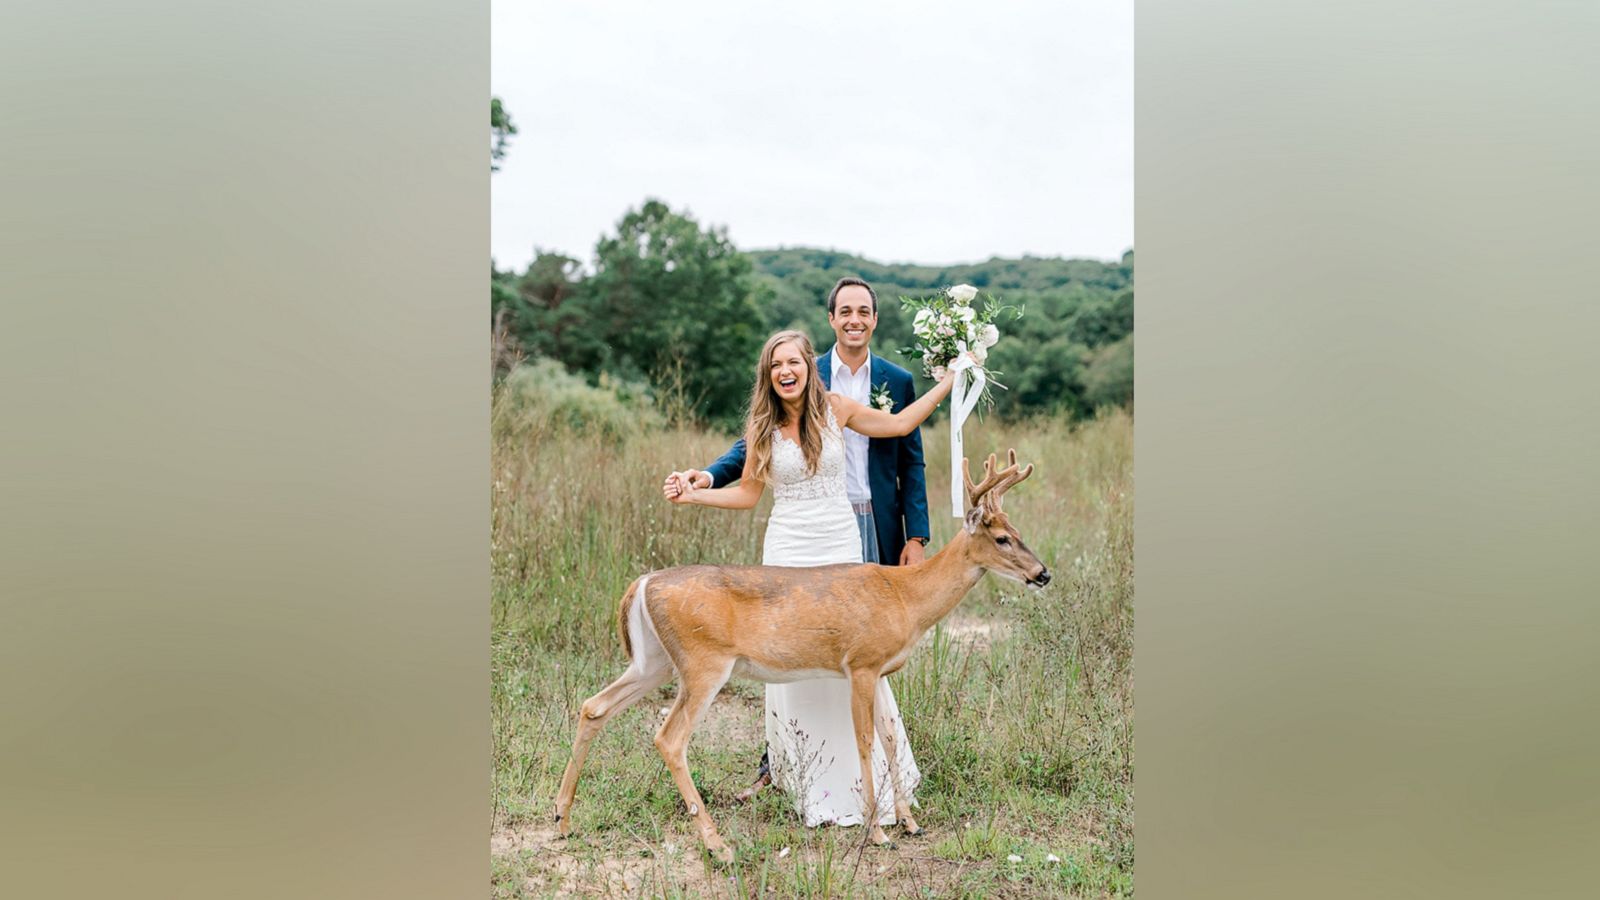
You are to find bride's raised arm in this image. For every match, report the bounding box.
[829,359,966,438]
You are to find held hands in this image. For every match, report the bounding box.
[662,469,711,503]
[662,472,691,503]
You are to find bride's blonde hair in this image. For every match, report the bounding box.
[746,330,830,484]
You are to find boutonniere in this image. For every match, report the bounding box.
[871,383,894,411]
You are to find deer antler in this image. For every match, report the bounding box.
[962,449,1034,512]
[963,453,1001,509]
[989,448,1034,509]
[964,451,1023,510]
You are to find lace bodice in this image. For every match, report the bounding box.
[769,408,848,503]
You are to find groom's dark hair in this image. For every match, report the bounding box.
[825,277,877,315]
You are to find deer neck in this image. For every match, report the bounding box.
[900,529,987,634]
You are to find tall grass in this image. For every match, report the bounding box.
[491,363,1133,897]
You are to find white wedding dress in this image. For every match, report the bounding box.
[761,407,921,827]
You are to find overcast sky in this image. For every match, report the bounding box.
[491,1,1131,272]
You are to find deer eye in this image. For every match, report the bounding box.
[995,535,1011,546]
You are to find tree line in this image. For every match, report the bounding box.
[491,199,1133,433]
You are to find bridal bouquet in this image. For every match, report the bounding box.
[901,285,1024,517]
[900,284,1023,409]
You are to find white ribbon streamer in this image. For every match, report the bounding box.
[946,356,985,517]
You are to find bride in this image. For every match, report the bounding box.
[664,329,962,828]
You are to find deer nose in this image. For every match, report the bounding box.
[1033,569,1051,587]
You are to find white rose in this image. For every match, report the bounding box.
[979,323,999,348]
[914,308,934,329]
[956,305,977,323]
[947,284,978,304]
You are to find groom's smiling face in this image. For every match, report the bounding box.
[828,285,877,353]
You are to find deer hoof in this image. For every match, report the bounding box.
[900,816,923,836]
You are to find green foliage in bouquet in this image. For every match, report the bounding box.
[900,284,1024,410]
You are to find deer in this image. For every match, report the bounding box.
[552,450,1050,864]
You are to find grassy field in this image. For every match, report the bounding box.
[491,371,1133,898]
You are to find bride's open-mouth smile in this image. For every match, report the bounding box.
[767,341,809,400]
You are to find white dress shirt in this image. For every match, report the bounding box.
[829,347,874,504]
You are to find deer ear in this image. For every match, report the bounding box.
[964,506,986,534]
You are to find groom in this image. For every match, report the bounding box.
[665,276,932,797]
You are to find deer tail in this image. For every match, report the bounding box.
[618,575,645,659]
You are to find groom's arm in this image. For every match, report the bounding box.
[703,438,748,488]
[897,372,931,546]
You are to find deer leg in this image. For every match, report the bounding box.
[654,661,736,865]
[849,670,892,847]
[873,678,920,835]
[553,652,672,835]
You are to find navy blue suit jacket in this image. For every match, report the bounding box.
[704,350,930,566]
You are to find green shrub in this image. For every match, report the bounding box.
[492,357,664,442]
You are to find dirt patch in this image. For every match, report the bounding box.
[498,808,768,898]
[492,816,1058,899]
[492,819,705,897]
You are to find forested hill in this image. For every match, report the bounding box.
[491,200,1132,429]
[749,247,1133,295]
[746,248,1134,421]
